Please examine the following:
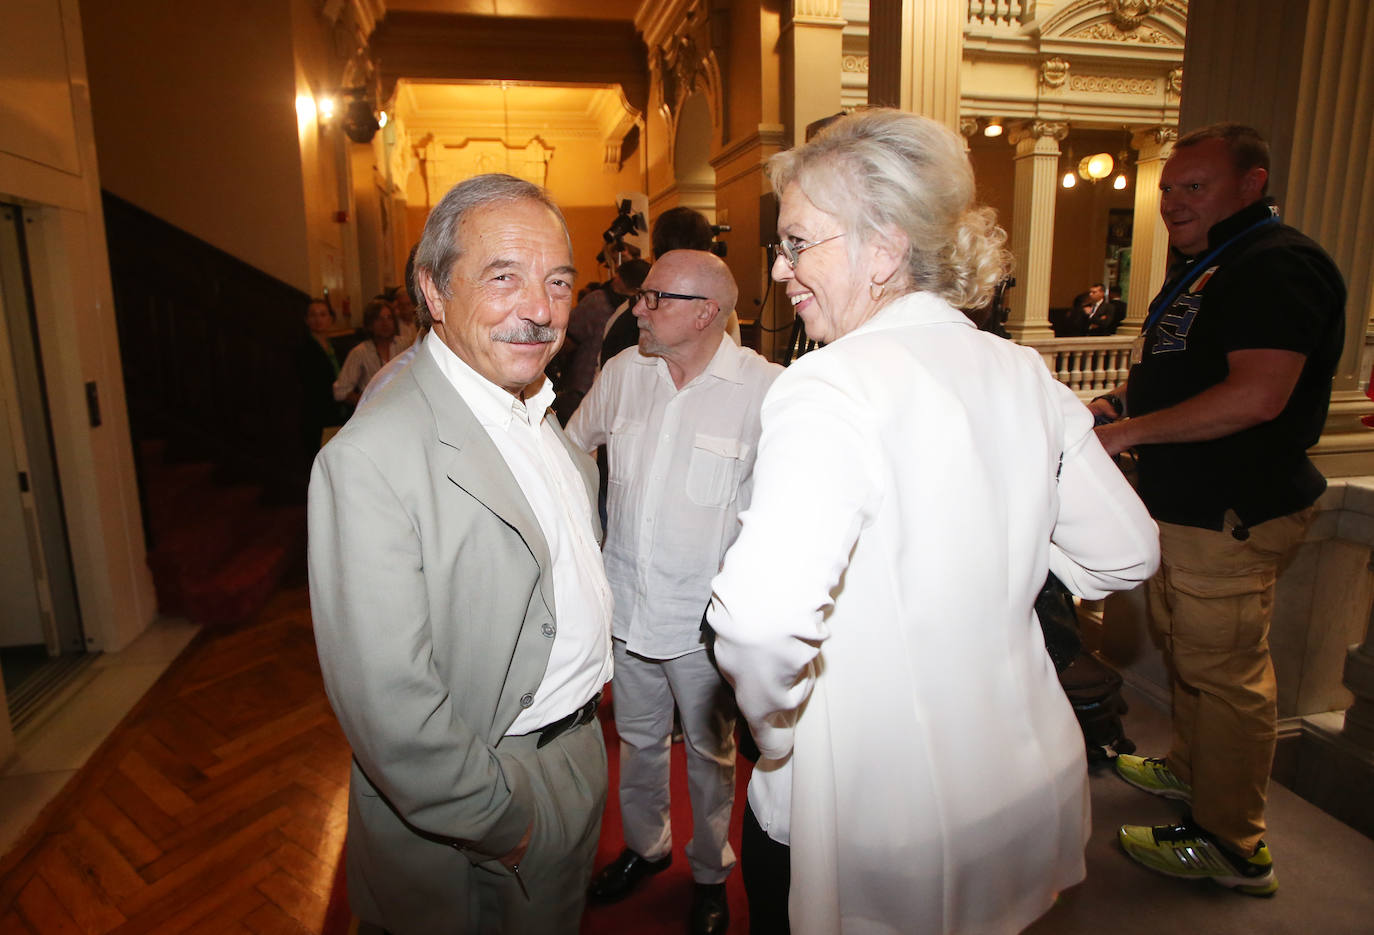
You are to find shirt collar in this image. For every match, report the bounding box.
[632,332,743,388]
[842,291,975,340]
[1188,197,1278,258]
[426,334,554,429]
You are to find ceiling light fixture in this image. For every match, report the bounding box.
[1112,148,1130,190]
[984,118,1003,138]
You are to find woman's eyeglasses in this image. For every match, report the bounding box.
[633,289,708,310]
[769,233,845,269]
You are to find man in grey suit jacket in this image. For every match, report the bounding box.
[309,174,614,934]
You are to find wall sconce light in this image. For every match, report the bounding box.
[983,118,1003,138]
[1062,171,1077,189]
[295,95,317,126]
[1078,153,1115,182]
[318,95,338,122]
[1077,152,1110,181]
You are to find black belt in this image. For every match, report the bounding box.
[536,692,601,748]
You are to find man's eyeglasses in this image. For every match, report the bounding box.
[769,233,845,269]
[633,289,708,310]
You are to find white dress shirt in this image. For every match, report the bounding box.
[334,338,398,401]
[567,334,781,658]
[427,337,614,734]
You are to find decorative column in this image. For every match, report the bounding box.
[868,0,962,129]
[1004,120,1067,342]
[781,1,847,146]
[1181,0,1374,467]
[1124,127,1176,331]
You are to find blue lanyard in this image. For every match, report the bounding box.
[1141,214,1280,334]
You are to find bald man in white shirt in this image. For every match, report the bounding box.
[569,250,781,935]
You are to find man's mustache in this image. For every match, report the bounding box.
[492,323,559,343]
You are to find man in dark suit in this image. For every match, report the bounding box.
[1072,282,1127,335]
[309,173,612,934]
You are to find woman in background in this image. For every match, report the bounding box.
[708,109,1160,934]
[333,298,398,407]
[295,297,347,459]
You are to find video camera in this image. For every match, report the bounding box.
[597,199,647,271]
[709,224,730,258]
[602,198,646,248]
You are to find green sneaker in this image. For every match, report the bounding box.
[1115,754,1192,801]
[1118,821,1278,897]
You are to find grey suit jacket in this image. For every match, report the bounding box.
[307,344,601,926]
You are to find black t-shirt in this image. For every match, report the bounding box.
[1127,199,1346,529]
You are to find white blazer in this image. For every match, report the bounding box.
[710,291,1159,935]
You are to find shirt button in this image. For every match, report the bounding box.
[541,622,555,637]
[519,692,534,708]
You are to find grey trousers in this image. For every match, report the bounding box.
[348,715,606,934]
[612,638,738,883]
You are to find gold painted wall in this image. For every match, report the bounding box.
[288,0,356,308]
[79,0,315,290]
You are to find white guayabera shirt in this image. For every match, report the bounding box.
[568,333,781,659]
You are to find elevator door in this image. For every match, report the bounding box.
[0,202,83,658]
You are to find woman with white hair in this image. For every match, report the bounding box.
[708,109,1159,934]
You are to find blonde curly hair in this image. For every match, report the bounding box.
[767,108,1012,310]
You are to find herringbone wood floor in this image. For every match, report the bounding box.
[0,581,352,934]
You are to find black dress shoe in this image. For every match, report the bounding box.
[587,848,672,902]
[690,882,729,935]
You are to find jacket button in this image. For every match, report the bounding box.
[541,622,555,637]
[519,692,534,707]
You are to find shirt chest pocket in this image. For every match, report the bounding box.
[607,417,644,487]
[686,434,750,508]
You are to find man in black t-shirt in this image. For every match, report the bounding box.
[1089,123,1345,898]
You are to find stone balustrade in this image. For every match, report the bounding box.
[965,1,1031,29]
[1021,334,1135,396]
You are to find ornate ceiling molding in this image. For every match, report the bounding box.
[1039,0,1187,46]
[1069,74,1159,95]
[1011,119,1071,144]
[1108,0,1163,31]
[647,1,726,159]
[1041,57,1070,90]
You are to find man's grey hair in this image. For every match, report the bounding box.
[413,173,571,329]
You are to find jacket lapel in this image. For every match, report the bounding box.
[410,347,556,619]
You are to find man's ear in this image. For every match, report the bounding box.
[696,299,722,332]
[1241,166,1269,203]
[417,268,447,324]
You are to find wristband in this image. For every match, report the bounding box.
[1092,393,1123,417]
